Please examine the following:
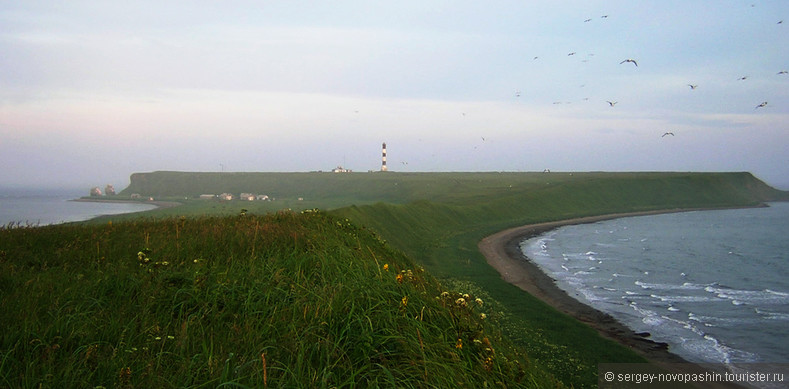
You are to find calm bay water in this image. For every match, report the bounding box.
[0,188,157,226]
[521,203,789,365]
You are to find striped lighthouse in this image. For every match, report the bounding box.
[381,142,388,172]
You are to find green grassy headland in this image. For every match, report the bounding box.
[3,171,786,387]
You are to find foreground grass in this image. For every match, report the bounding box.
[0,211,558,388]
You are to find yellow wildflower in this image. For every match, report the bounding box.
[455,338,463,349]
[401,296,408,306]
[396,274,404,283]
[383,263,389,271]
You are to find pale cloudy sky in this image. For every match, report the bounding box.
[1,1,788,190]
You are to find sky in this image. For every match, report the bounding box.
[1,1,788,191]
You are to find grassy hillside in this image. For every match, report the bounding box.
[23,171,786,387]
[0,211,558,388]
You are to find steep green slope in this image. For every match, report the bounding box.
[0,211,558,388]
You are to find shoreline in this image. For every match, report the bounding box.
[70,197,183,210]
[478,206,766,365]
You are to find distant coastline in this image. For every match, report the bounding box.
[71,197,182,210]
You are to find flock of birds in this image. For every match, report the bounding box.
[509,7,785,139]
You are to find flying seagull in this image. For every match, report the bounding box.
[778,71,788,75]
[568,52,576,56]
[620,58,638,66]
[584,18,592,22]
[755,101,768,109]
[738,76,748,81]
[688,84,698,90]
[662,132,674,137]
[607,101,618,107]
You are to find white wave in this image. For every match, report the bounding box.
[627,301,664,326]
[705,286,789,305]
[766,289,789,297]
[637,281,717,291]
[578,288,605,302]
[702,334,759,364]
[755,308,789,321]
[662,315,703,335]
[650,294,716,303]
[688,312,759,327]
[613,273,635,278]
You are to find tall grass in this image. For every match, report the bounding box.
[0,210,558,388]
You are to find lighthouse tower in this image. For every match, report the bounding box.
[381,142,388,172]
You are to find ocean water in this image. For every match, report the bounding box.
[0,188,157,226]
[520,202,789,365]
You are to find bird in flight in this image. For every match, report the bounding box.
[620,59,638,66]
[515,90,521,97]
[568,52,576,56]
[778,71,788,75]
[584,18,592,22]
[738,76,748,81]
[662,132,675,137]
[688,84,698,90]
[607,101,618,107]
[755,101,768,109]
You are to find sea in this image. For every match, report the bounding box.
[0,188,157,227]
[520,202,789,367]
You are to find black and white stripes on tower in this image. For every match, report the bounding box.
[381,142,387,172]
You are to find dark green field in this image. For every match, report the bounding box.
[4,171,786,387]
